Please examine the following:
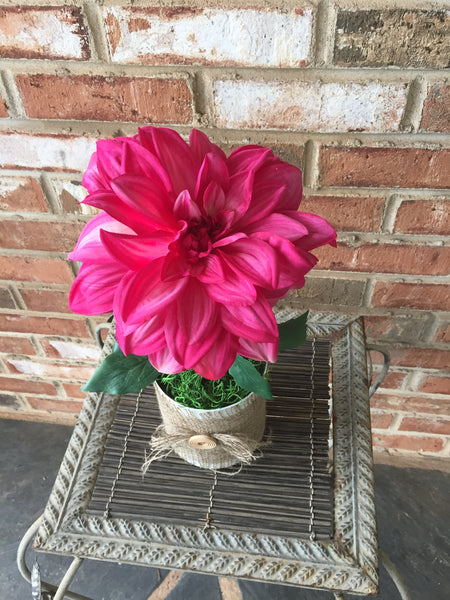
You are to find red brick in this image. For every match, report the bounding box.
[319,147,450,189]
[27,397,83,414]
[419,376,450,395]
[371,393,450,415]
[301,195,385,232]
[434,324,450,344]
[0,287,16,309]
[6,359,94,381]
[0,6,90,60]
[0,97,8,117]
[63,382,86,399]
[0,176,48,212]
[372,433,444,453]
[421,85,450,133]
[0,313,90,338]
[370,412,393,429]
[375,371,406,390]
[0,336,36,355]
[314,243,448,276]
[0,220,84,252]
[17,74,193,124]
[20,288,71,314]
[371,282,450,311]
[0,255,73,284]
[0,375,57,395]
[394,200,450,235]
[389,348,449,370]
[399,416,450,436]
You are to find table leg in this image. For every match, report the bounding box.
[17,515,92,600]
[53,557,84,600]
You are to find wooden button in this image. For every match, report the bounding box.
[188,434,217,450]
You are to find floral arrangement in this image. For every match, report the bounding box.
[69,127,336,407]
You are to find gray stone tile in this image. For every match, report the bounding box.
[1,419,448,599]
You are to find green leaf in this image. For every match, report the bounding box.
[278,311,309,352]
[82,346,159,394]
[229,355,273,401]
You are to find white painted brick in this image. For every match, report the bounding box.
[0,134,96,171]
[48,340,101,361]
[105,7,313,67]
[0,7,89,60]
[8,358,44,376]
[213,81,408,132]
[8,358,94,380]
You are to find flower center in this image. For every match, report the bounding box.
[183,220,212,260]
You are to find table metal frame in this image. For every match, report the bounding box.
[28,312,380,597]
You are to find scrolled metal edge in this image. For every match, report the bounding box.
[34,390,120,549]
[331,318,379,590]
[37,532,377,594]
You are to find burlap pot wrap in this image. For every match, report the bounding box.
[149,382,266,469]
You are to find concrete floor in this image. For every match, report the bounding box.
[0,418,448,600]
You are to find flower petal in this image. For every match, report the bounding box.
[242,212,309,241]
[293,212,338,250]
[148,346,184,374]
[253,232,317,288]
[82,151,107,193]
[192,330,237,380]
[139,127,197,196]
[68,212,134,264]
[189,129,227,166]
[219,237,279,289]
[253,159,302,212]
[227,145,273,176]
[195,152,229,205]
[114,258,188,326]
[69,262,127,315]
[221,293,278,343]
[196,253,225,284]
[111,174,177,231]
[83,191,153,235]
[224,169,254,220]
[236,337,279,363]
[100,229,174,270]
[177,278,217,344]
[173,189,202,222]
[115,313,167,356]
[205,253,256,305]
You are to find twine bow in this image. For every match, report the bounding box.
[142,423,268,473]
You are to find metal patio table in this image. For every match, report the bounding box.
[18,313,391,599]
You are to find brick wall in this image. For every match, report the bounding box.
[0,1,448,458]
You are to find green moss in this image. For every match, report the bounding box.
[158,362,266,410]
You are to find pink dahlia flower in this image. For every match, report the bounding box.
[69,127,336,379]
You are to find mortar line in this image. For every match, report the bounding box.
[39,173,64,215]
[380,193,403,234]
[362,278,376,309]
[314,0,338,67]
[83,1,111,62]
[303,140,320,189]
[400,76,428,132]
[0,70,25,118]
